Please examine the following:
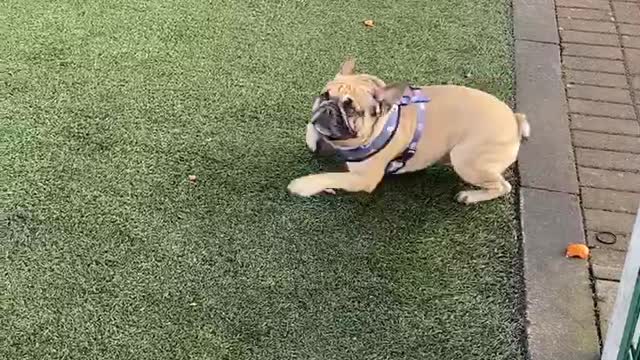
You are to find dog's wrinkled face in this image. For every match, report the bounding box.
[311,58,408,148]
[310,91,359,141]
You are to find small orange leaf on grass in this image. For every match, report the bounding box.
[565,243,590,259]
[363,20,375,27]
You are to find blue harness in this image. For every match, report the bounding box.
[335,87,430,174]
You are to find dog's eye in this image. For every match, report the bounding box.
[343,99,363,118]
[369,105,379,117]
[347,109,364,118]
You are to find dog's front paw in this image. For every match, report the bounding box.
[287,176,331,197]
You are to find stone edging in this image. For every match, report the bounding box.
[513,0,601,358]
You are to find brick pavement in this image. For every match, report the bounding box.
[556,0,640,343]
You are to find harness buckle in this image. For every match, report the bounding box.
[400,148,416,162]
[386,159,405,174]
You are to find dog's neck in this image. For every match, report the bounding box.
[329,110,391,150]
[327,87,430,174]
[368,110,396,144]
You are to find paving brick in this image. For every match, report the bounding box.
[622,35,640,48]
[619,23,640,36]
[571,115,640,135]
[576,148,640,171]
[565,70,628,87]
[579,167,640,192]
[584,208,637,233]
[569,98,635,117]
[557,0,610,9]
[633,75,640,89]
[562,43,623,59]
[591,248,625,280]
[573,130,640,152]
[596,280,619,339]
[626,48,640,73]
[567,84,632,103]
[557,7,614,21]
[516,41,578,193]
[558,18,617,32]
[613,2,640,23]
[587,230,631,251]
[562,56,625,73]
[561,30,619,45]
[582,187,640,212]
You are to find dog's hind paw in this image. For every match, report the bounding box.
[455,191,475,205]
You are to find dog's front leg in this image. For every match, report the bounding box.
[287,171,384,197]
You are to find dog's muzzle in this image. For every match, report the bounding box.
[311,101,354,140]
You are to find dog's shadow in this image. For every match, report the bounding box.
[296,153,508,262]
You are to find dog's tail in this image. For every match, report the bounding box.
[514,113,530,140]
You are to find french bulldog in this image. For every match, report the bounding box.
[288,58,529,204]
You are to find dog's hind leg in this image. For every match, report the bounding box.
[453,171,512,204]
[450,144,517,204]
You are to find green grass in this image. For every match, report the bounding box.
[0,0,524,359]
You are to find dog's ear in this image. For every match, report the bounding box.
[374,82,409,106]
[338,58,356,76]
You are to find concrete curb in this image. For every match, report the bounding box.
[513,0,600,358]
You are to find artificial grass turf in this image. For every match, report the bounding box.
[0,0,525,359]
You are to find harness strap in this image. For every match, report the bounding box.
[385,94,427,174]
[337,110,400,162]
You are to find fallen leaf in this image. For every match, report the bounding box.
[565,243,589,259]
[363,19,375,28]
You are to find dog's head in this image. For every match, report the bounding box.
[311,58,409,148]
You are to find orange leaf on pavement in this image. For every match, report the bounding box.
[565,243,590,259]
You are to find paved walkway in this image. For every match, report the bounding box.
[555,0,640,345]
[514,0,640,358]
